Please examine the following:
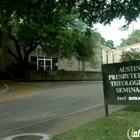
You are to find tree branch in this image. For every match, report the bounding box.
[27,44,37,55]
[9,34,23,61]
[7,47,19,61]
[24,40,39,65]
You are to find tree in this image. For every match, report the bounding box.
[99,36,115,49]
[105,40,115,49]
[1,0,140,35]
[120,30,140,47]
[120,38,128,47]
[0,0,140,80]
[120,48,140,62]
[0,1,91,80]
[0,1,102,80]
[75,32,100,71]
[100,37,106,46]
[1,0,140,41]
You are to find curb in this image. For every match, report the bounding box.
[0,84,9,94]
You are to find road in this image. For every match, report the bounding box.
[0,81,126,139]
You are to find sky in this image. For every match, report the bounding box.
[94,18,140,47]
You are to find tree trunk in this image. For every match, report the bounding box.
[7,34,38,81]
[23,64,30,82]
[13,60,30,82]
[0,16,10,55]
[23,54,30,82]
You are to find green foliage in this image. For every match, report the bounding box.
[100,37,106,46]
[43,29,78,58]
[58,69,66,77]
[1,0,140,32]
[1,0,98,59]
[100,36,115,49]
[120,30,140,47]
[105,40,115,49]
[75,32,100,70]
[78,0,140,28]
[1,0,140,77]
[0,84,5,90]
[120,48,140,62]
[0,1,80,53]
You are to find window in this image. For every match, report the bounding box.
[30,56,37,69]
[52,58,58,70]
[101,49,103,64]
[106,51,108,64]
[113,53,117,63]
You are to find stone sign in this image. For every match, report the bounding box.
[102,60,140,105]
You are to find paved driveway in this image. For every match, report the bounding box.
[0,81,126,139]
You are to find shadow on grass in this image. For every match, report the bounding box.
[123,105,140,112]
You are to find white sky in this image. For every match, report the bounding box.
[94,18,140,46]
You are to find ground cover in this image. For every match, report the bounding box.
[0,84,5,90]
[52,105,140,140]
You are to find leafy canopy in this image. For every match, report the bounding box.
[120,30,140,47]
[1,0,140,61]
[0,0,102,68]
[1,0,140,80]
[105,40,115,49]
[99,35,115,49]
[1,0,140,27]
[75,31,100,69]
[120,48,140,62]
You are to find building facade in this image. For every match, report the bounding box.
[1,42,140,73]
[29,45,102,72]
[102,42,140,64]
[112,42,140,63]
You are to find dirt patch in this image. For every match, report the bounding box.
[0,80,39,102]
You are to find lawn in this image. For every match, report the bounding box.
[52,106,140,140]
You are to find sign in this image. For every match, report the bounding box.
[102,60,140,105]
[127,127,140,140]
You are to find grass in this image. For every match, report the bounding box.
[0,84,5,90]
[52,106,140,140]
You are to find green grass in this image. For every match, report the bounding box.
[52,106,140,140]
[0,84,5,90]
